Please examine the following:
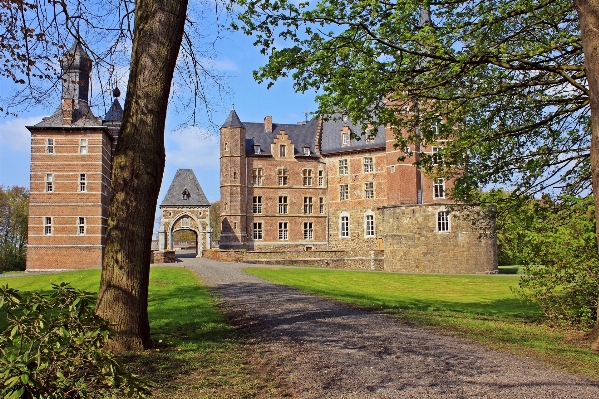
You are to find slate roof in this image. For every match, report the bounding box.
[105,98,123,122]
[244,117,320,157]
[160,169,210,207]
[221,109,244,128]
[33,102,103,127]
[320,114,386,155]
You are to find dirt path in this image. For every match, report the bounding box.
[177,257,599,398]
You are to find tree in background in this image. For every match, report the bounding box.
[210,200,221,244]
[0,186,28,271]
[234,0,599,349]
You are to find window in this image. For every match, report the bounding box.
[303,222,313,240]
[364,182,374,199]
[278,169,288,186]
[252,168,263,186]
[44,217,52,235]
[224,202,228,211]
[279,144,287,158]
[278,222,288,240]
[432,118,441,137]
[390,165,396,173]
[363,157,373,173]
[252,196,262,214]
[234,221,238,230]
[78,217,86,235]
[437,211,450,232]
[340,184,349,201]
[318,170,324,186]
[432,146,443,165]
[319,197,325,214]
[342,113,348,122]
[45,173,54,192]
[233,171,238,181]
[303,147,310,156]
[254,144,261,154]
[253,222,263,240]
[79,138,88,154]
[339,159,348,175]
[365,134,375,143]
[365,214,375,237]
[340,215,349,238]
[46,138,54,154]
[303,197,313,214]
[182,217,190,227]
[79,174,87,192]
[278,196,288,214]
[434,178,445,199]
[342,132,350,146]
[182,189,190,200]
[303,169,313,186]
[224,142,229,151]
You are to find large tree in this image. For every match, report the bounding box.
[0,186,28,271]
[233,0,599,348]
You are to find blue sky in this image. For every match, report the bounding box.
[0,13,317,206]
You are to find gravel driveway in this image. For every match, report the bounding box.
[177,257,599,398]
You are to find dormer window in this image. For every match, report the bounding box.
[182,188,190,200]
[342,113,348,122]
[254,144,261,154]
[342,132,350,146]
[303,147,310,156]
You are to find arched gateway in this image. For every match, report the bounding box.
[158,169,211,257]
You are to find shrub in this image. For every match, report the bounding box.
[0,283,149,398]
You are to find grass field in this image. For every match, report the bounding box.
[0,267,283,398]
[244,267,599,379]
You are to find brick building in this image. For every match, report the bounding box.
[26,43,123,270]
[219,110,497,273]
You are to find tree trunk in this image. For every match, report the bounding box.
[96,0,189,353]
[576,0,599,351]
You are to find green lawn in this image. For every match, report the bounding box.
[244,267,599,379]
[0,267,283,398]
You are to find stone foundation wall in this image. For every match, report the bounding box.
[151,250,176,264]
[203,248,245,262]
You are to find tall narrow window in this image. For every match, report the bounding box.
[278,222,288,240]
[44,217,52,235]
[233,171,238,181]
[342,132,350,146]
[303,197,313,214]
[318,170,324,186]
[253,222,263,240]
[252,168,263,186]
[79,138,88,154]
[364,182,374,199]
[279,144,287,158]
[46,138,54,154]
[363,157,373,173]
[432,146,443,165]
[437,211,450,232]
[434,178,445,199]
[303,146,310,156]
[339,159,348,175]
[224,142,229,151]
[303,222,313,240]
[390,165,396,173]
[319,197,325,214]
[79,174,87,192]
[278,169,288,186]
[253,196,262,214]
[340,215,349,238]
[45,173,54,192]
[303,169,313,186]
[278,196,288,214]
[78,217,86,235]
[365,214,375,237]
[340,184,349,201]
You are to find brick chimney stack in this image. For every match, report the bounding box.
[264,116,272,133]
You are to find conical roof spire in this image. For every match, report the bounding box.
[221,109,244,128]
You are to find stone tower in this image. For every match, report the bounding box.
[219,109,247,249]
[26,43,122,270]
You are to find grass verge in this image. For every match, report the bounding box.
[1,267,285,398]
[244,267,599,379]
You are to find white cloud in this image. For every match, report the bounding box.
[166,126,220,170]
[0,116,44,153]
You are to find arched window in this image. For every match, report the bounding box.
[340,211,350,238]
[364,210,375,237]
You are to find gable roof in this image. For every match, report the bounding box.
[243,118,320,157]
[160,169,210,207]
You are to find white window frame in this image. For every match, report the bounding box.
[78,217,86,235]
[303,169,313,186]
[278,169,288,186]
[278,222,288,240]
[79,173,87,192]
[303,197,313,214]
[364,182,374,199]
[365,213,375,237]
[303,222,313,240]
[44,217,52,235]
[254,144,261,154]
[340,213,350,238]
[79,138,88,154]
[437,211,450,232]
[279,144,287,158]
[318,170,324,186]
[252,168,263,186]
[252,196,262,214]
[434,178,445,199]
[45,173,54,192]
[303,147,310,156]
[363,157,373,173]
[390,165,396,173]
[340,184,349,201]
[278,196,288,214]
[339,159,348,175]
[319,197,325,214]
[432,146,443,165]
[46,138,54,154]
[253,222,263,240]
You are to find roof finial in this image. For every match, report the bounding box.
[232,103,235,110]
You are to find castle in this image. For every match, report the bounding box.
[218,110,497,272]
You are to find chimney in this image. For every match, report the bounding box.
[264,116,272,133]
[62,99,75,125]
